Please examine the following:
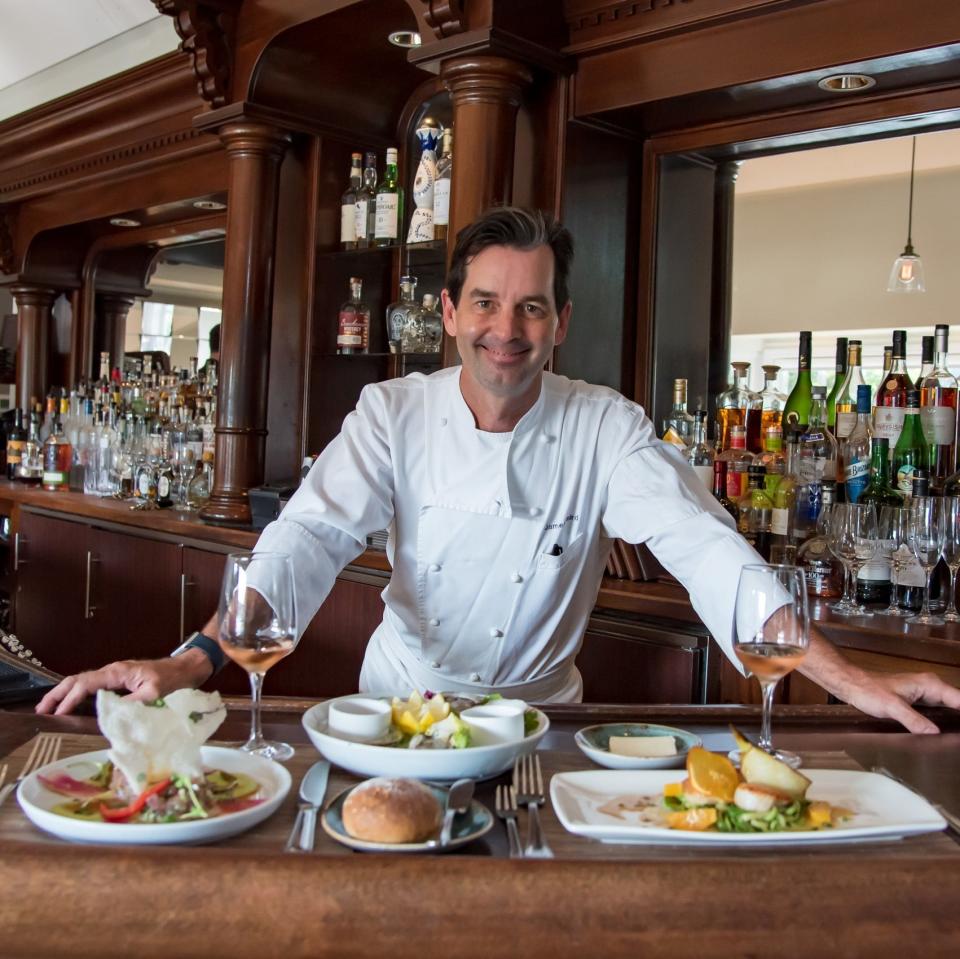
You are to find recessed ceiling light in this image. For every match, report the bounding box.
[109,217,141,227]
[388,30,421,48]
[193,200,227,211]
[817,74,876,93]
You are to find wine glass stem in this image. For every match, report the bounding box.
[922,566,934,619]
[247,670,266,749]
[948,566,960,617]
[759,679,778,753]
[842,563,854,604]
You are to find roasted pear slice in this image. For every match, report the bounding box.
[730,724,811,799]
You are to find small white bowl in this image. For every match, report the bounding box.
[327,696,392,741]
[460,703,525,746]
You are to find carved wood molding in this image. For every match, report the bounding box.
[415,0,467,39]
[442,56,535,107]
[1,128,208,199]
[566,0,697,31]
[0,207,15,275]
[153,0,241,108]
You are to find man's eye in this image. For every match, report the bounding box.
[524,303,546,316]
[475,299,492,309]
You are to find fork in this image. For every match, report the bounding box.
[0,734,62,808]
[494,784,523,858]
[513,753,554,859]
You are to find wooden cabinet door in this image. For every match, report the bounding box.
[84,526,182,665]
[267,574,386,698]
[14,511,91,675]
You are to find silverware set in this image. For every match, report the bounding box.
[0,733,62,809]
[494,753,553,858]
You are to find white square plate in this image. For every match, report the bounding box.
[550,769,947,845]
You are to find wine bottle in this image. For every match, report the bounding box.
[711,460,738,522]
[892,388,928,498]
[825,336,848,431]
[834,339,866,441]
[783,330,813,432]
[874,330,914,448]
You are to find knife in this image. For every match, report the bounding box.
[285,760,331,853]
[438,778,474,847]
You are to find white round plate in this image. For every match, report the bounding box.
[17,746,291,845]
[302,695,549,782]
[574,723,701,770]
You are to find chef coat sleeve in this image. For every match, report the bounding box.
[602,439,761,671]
[253,383,395,638]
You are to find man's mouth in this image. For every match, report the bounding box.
[479,344,529,363]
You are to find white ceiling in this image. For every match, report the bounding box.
[737,129,960,194]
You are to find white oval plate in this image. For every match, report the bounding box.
[574,723,701,770]
[17,746,291,845]
[303,695,549,782]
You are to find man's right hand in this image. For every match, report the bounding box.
[35,649,215,716]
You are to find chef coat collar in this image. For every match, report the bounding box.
[450,366,548,439]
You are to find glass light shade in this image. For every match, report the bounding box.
[887,250,926,293]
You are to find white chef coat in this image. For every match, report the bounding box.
[254,367,760,702]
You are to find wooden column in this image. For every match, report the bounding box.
[201,121,290,527]
[440,56,533,365]
[94,293,136,377]
[10,284,56,413]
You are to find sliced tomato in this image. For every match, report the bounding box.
[99,778,172,823]
[38,773,111,799]
[216,796,265,814]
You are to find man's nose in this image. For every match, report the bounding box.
[487,304,524,341]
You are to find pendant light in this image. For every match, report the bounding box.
[887,136,925,293]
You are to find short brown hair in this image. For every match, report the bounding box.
[445,207,574,310]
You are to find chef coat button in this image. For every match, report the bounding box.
[429,563,441,572]
[428,617,440,627]
[489,628,503,638]
[540,434,553,443]
[529,507,541,517]
[430,660,441,669]
[470,672,481,682]
[440,417,448,427]
[511,572,523,583]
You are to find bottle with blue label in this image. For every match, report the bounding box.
[842,384,873,503]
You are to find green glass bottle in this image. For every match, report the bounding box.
[892,388,928,498]
[783,330,813,432]
[825,336,848,430]
[858,437,904,509]
[374,147,403,246]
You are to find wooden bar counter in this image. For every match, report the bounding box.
[0,702,958,958]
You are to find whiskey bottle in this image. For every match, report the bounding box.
[374,147,402,246]
[336,277,370,355]
[433,128,453,241]
[18,407,43,483]
[355,151,378,249]
[340,152,362,249]
[874,329,914,448]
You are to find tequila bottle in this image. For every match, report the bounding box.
[385,276,417,354]
[759,364,786,435]
[433,128,453,241]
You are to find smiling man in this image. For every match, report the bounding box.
[38,207,960,729]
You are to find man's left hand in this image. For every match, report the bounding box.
[832,669,960,734]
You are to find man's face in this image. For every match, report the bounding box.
[441,244,570,407]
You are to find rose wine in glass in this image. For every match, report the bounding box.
[734,564,810,769]
[218,551,298,760]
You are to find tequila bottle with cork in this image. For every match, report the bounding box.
[433,128,453,241]
[662,378,695,448]
[339,152,362,250]
[824,336,848,432]
[716,362,751,452]
[834,339,866,442]
[920,324,958,494]
[336,277,371,355]
[760,364,786,435]
[782,330,813,433]
[874,330,913,446]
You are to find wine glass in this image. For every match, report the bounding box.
[733,563,810,769]
[218,551,299,760]
[908,498,946,626]
[827,503,878,616]
[878,505,913,617]
[821,503,855,614]
[941,497,960,622]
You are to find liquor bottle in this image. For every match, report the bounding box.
[717,424,754,500]
[711,459,738,521]
[856,437,903,607]
[759,365,786,435]
[355,151,378,249]
[41,414,72,491]
[874,345,893,420]
[336,276,371,355]
[842,384,873,503]
[715,362,751,452]
[892,388,928,497]
[918,335,935,384]
[825,336,848,431]
[874,330,913,447]
[433,128,453,242]
[920,323,958,494]
[6,409,24,480]
[737,464,773,560]
[662,378,695,448]
[374,147,403,246]
[757,426,785,497]
[799,387,838,485]
[769,428,800,563]
[339,152,362,250]
[402,293,442,353]
[834,339,866,441]
[687,410,714,488]
[156,460,175,508]
[18,407,43,483]
[385,275,418,354]
[782,330,813,432]
[797,480,844,600]
[896,472,930,613]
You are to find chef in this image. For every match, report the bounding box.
[38,207,960,731]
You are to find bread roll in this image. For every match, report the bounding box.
[342,777,442,843]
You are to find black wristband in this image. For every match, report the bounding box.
[171,631,227,676]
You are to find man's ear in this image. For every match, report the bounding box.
[554,300,572,347]
[441,289,458,337]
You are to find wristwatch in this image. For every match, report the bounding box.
[171,631,226,675]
